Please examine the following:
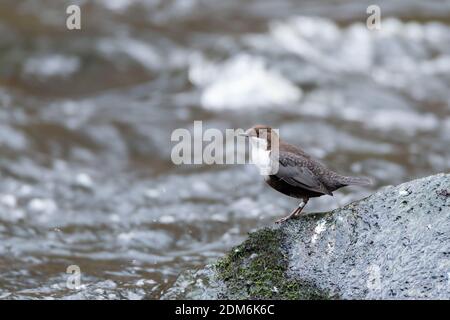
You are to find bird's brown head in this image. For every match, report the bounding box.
[240,125,279,149]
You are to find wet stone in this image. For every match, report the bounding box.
[167,174,450,299]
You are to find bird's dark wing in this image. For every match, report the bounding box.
[274,152,332,195]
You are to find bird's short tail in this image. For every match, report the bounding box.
[339,175,373,186]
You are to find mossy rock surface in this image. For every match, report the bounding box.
[215,227,332,299]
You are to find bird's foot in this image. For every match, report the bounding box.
[275,216,292,224]
[275,201,308,224]
[293,210,304,217]
[275,212,298,224]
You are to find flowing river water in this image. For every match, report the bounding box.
[0,0,450,299]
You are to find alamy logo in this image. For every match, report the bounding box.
[66,5,81,30]
[366,5,381,30]
[170,121,279,175]
[66,265,81,289]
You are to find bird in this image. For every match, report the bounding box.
[240,125,373,223]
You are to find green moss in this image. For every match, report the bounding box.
[215,227,332,300]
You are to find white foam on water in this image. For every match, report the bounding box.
[365,110,439,133]
[0,194,17,208]
[75,173,94,189]
[23,54,80,78]
[0,125,28,150]
[189,54,302,110]
[97,37,161,70]
[98,0,136,11]
[251,16,450,100]
[28,198,57,213]
[189,16,450,117]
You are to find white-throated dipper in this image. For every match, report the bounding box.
[240,125,372,223]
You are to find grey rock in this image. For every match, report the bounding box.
[164,173,450,299]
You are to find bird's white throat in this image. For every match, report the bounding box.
[249,137,272,176]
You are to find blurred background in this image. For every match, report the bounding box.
[0,0,450,299]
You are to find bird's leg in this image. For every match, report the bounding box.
[275,199,308,224]
[275,207,300,224]
[293,198,309,217]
